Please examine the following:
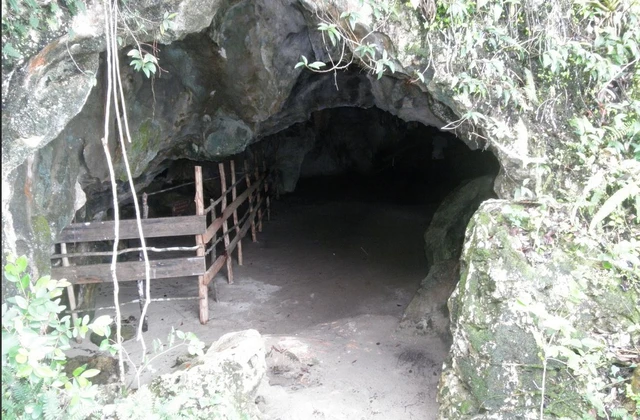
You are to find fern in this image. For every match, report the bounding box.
[43,389,62,420]
[610,406,630,418]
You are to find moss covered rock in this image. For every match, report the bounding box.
[438,200,640,419]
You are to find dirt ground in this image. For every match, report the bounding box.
[73,175,452,420]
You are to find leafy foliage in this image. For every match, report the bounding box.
[517,287,640,419]
[1,255,112,419]
[1,0,85,65]
[128,48,159,78]
[1,255,208,418]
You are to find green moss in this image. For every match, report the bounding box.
[459,400,474,414]
[117,119,163,181]
[31,215,53,275]
[31,215,51,243]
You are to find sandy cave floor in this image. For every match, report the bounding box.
[72,178,452,420]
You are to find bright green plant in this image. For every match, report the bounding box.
[295,1,400,79]
[127,48,159,78]
[124,10,177,79]
[517,285,640,419]
[1,254,209,418]
[1,255,113,420]
[121,326,205,389]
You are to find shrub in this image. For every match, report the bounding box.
[1,255,112,419]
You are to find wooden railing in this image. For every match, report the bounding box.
[51,156,271,325]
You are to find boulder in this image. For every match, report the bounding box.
[148,329,266,419]
[101,329,266,419]
[437,201,640,419]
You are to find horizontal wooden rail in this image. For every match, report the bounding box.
[56,215,206,243]
[203,177,264,243]
[51,245,201,260]
[203,195,264,286]
[204,174,248,214]
[52,257,205,283]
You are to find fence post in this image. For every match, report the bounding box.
[219,162,234,284]
[262,159,271,222]
[137,193,149,331]
[230,159,243,266]
[60,243,80,341]
[195,166,208,324]
[254,156,263,233]
[244,159,258,242]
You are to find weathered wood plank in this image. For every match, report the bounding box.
[203,254,227,286]
[203,177,264,243]
[51,257,205,283]
[219,162,234,284]
[56,215,206,243]
[244,159,258,242]
[195,166,209,324]
[227,195,263,255]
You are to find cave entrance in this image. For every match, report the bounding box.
[78,105,498,417]
[244,106,498,325]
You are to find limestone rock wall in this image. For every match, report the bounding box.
[437,201,640,419]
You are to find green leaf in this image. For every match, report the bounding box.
[589,182,640,232]
[15,352,28,364]
[8,0,20,12]
[176,330,185,340]
[307,61,326,70]
[581,337,604,350]
[99,339,110,351]
[34,365,55,378]
[14,295,28,309]
[16,364,33,377]
[143,53,157,64]
[386,61,395,73]
[80,369,100,378]
[92,315,112,328]
[76,376,89,388]
[127,49,141,59]
[35,275,50,290]
[16,256,28,273]
[72,364,87,377]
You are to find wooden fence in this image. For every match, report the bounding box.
[50,156,271,325]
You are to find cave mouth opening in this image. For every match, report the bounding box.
[100,105,500,339]
[112,105,500,327]
[63,105,499,414]
[249,105,500,325]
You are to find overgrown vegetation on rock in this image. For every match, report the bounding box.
[300,0,638,418]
